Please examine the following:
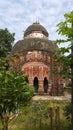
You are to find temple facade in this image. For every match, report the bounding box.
[10,22,63,95]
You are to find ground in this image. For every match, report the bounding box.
[32,92,71,102]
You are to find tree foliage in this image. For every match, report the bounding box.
[54,11,73,78]
[0,70,34,130]
[56,12,73,38]
[63,103,72,120]
[0,28,34,130]
[55,11,73,129]
[0,28,15,57]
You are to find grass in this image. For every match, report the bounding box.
[0,101,71,130]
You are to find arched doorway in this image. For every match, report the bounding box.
[43,78,48,93]
[33,77,39,92]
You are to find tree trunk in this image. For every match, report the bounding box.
[55,107,60,130]
[71,22,73,130]
[50,107,53,130]
[71,62,73,130]
[2,122,8,130]
[1,114,9,130]
[39,118,42,130]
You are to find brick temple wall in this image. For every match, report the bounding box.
[22,62,50,94]
[9,50,64,95]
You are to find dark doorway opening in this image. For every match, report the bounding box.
[33,77,39,92]
[43,78,48,93]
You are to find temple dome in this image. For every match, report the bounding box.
[24,22,48,37]
[11,22,58,55]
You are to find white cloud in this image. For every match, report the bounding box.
[0,0,73,43]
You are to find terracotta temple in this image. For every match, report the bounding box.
[10,22,64,96]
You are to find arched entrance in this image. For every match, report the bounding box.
[43,78,48,93]
[33,77,39,92]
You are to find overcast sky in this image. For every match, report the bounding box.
[0,0,73,44]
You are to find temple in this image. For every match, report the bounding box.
[10,22,63,95]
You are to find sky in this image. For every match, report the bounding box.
[0,0,73,44]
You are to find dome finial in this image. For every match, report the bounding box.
[36,17,39,24]
[33,17,39,24]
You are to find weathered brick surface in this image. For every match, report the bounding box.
[10,23,64,96]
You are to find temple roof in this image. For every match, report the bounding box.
[24,22,48,37]
[11,38,58,55]
[11,22,58,55]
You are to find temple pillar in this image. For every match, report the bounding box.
[38,80,44,94]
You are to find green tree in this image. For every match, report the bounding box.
[0,70,34,130]
[0,28,15,57]
[0,28,34,130]
[55,11,73,130]
[0,28,15,71]
[64,103,72,120]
